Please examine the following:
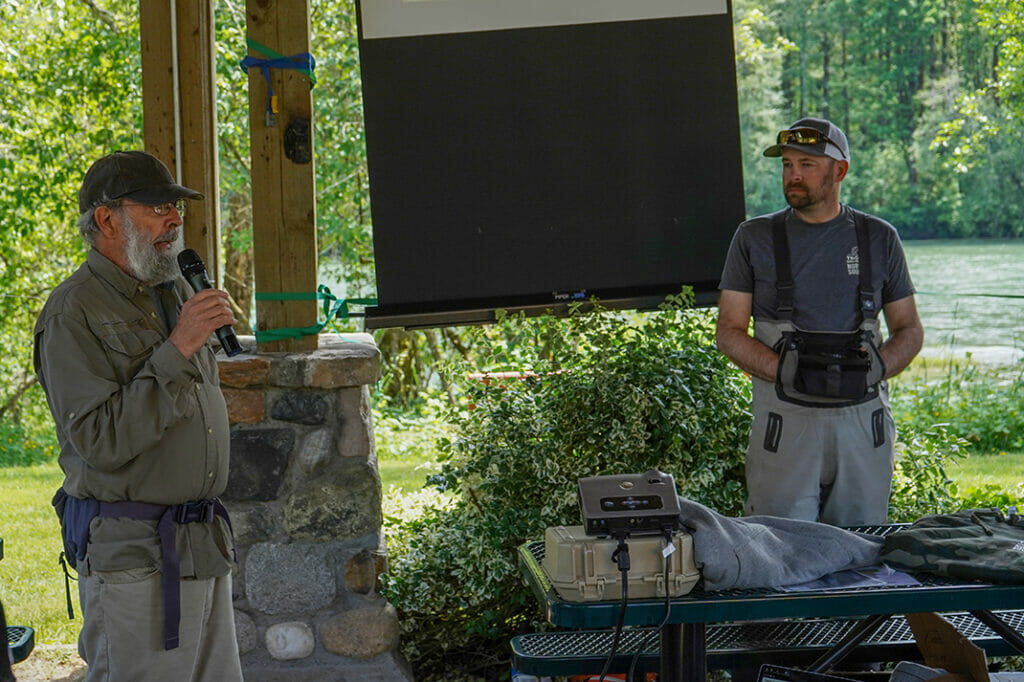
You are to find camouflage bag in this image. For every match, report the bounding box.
[880,508,1024,583]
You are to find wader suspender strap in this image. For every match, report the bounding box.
[771,212,795,321]
[97,499,233,650]
[771,209,878,321]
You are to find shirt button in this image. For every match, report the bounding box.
[208,428,213,434]
[208,471,214,478]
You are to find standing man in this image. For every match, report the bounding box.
[716,118,923,526]
[33,151,244,681]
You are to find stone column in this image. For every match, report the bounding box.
[217,333,412,681]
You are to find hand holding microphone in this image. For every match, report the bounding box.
[176,248,243,357]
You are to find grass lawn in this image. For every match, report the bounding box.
[377,456,440,494]
[946,451,1024,493]
[0,464,81,646]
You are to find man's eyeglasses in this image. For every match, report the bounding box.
[776,127,847,159]
[111,198,188,217]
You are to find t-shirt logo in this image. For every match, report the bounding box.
[846,246,859,276]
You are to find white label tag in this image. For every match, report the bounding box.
[662,541,676,558]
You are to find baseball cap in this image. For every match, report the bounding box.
[763,117,850,162]
[78,150,204,213]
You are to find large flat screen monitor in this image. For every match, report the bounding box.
[356,0,745,328]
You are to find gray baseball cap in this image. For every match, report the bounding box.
[763,117,850,162]
[78,150,203,213]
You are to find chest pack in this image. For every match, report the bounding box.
[771,209,886,407]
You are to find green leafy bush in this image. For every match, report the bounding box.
[890,361,1024,454]
[0,419,58,467]
[958,483,1024,510]
[888,424,969,522]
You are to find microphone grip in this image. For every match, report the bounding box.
[182,271,243,357]
[216,326,243,357]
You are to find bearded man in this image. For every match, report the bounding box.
[716,118,924,526]
[33,151,243,681]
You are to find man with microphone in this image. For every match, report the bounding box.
[33,150,244,681]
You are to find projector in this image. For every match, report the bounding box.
[577,469,682,537]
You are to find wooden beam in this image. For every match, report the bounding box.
[175,0,221,282]
[245,0,318,352]
[140,0,221,282]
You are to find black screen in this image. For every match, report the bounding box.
[356,1,745,327]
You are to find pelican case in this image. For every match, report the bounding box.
[541,525,700,602]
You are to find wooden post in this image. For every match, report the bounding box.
[245,0,319,352]
[140,0,221,282]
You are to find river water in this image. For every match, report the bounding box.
[902,239,1024,366]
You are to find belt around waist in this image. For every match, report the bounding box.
[97,499,233,650]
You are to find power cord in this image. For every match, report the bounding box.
[597,534,630,682]
[626,529,676,680]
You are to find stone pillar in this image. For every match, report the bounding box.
[217,333,412,681]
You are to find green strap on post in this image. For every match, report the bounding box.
[253,285,376,343]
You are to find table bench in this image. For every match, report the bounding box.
[512,610,1024,676]
[7,625,34,665]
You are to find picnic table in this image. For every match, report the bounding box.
[513,524,1024,681]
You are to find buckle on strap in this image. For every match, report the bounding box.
[174,500,216,524]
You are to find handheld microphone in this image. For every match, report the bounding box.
[177,248,243,357]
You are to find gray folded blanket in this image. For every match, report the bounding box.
[677,497,884,591]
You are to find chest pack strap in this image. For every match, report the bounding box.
[97,499,233,651]
[771,208,878,321]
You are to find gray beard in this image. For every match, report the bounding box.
[121,212,184,285]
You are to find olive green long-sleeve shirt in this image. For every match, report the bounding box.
[33,249,233,578]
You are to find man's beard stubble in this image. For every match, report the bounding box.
[785,164,836,211]
[120,211,184,285]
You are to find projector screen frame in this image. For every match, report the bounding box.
[355,0,745,330]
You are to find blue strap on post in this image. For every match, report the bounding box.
[240,38,316,126]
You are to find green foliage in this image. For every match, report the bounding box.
[310,1,375,298]
[734,0,796,218]
[0,2,142,435]
[927,0,1024,236]
[743,0,1021,238]
[957,483,1024,511]
[382,293,753,680]
[0,418,58,468]
[890,361,1024,453]
[373,402,450,492]
[888,424,968,523]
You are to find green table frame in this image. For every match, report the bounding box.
[517,524,1024,682]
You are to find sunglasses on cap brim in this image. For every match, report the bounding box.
[776,127,847,159]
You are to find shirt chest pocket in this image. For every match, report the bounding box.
[99,320,164,383]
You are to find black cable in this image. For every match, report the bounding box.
[627,531,675,681]
[598,535,630,682]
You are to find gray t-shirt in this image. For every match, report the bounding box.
[719,205,915,332]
